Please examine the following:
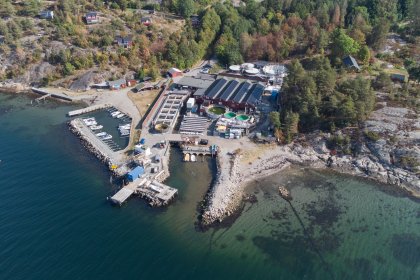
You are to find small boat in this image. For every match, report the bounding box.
[90,125,103,130]
[191,154,196,162]
[116,113,125,119]
[85,121,97,126]
[83,117,95,123]
[111,111,120,117]
[120,129,130,136]
[119,124,131,130]
[96,132,107,137]
[101,134,113,140]
[184,153,190,162]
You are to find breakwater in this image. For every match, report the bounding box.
[68,119,124,176]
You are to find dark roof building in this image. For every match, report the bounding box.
[391,73,408,83]
[85,12,99,24]
[108,78,127,90]
[115,36,133,48]
[343,55,361,71]
[198,78,264,111]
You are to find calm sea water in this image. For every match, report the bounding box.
[0,93,419,280]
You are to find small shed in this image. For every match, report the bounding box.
[168,68,183,78]
[108,79,127,90]
[39,10,54,20]
[126,166,145,182]
[391,73,408,83]
[141,17,152,26]
[343,55,361,71]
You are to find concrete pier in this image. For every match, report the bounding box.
[68,103,112,117]
[111,177,177,207]
[110,188,135,205]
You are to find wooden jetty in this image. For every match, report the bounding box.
[68,103,112,117]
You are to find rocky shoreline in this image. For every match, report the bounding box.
[200,138,420,227]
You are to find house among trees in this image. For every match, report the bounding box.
[115,36,133,49]
[108,79,127,90]
[84,12,99,24]
[190,15,200,28]
[343,55,361,71]
[391,73,408,83]
[141,17,152,27]
[167,68,183,78]
[39,10,54,20]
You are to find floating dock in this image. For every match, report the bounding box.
[68,103,112,117]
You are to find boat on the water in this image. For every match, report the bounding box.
[85,121,97,126]
[119,124,131,130]
[90,125,103,130]
[83,117,95,123]
[96,132,107,137]
[191,154,196,162]
[111,111,120,117]
[184,153,190,162]
[120,129,130,136]
[100,134,113,140]
[116,113,125,119]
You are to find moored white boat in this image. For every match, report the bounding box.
[116,113,125,119]
[119,124,131,130]
[85,121,97,126]
[111,111,120,117]
[120,130,130,136]
[90,125,103,130]
[96,132,106,137]
[100,134,113,140]
[191,154,196,162]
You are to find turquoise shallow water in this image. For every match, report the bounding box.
[0,93,419,280]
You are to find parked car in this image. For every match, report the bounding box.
[183,68,190,73]
[200,68,210,74]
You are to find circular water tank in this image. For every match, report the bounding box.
[244,68,259,76]
[229,65,241,72]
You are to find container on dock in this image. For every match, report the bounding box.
[126,166,145,182]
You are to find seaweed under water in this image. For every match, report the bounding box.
[391,233,420,268]
[252,235,317,279]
